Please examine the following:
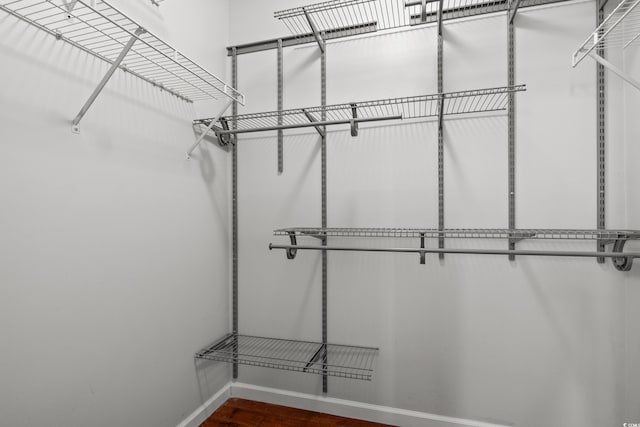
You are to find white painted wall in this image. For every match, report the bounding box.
[0,1,232,426]
[229,1,638,426]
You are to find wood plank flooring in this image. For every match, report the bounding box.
[200,398,396,427]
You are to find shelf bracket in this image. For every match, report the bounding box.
[63,0,79,13]
[508,0,522,24]
[286,232,298,260]
[612,239,633,271]
[303,7,325,53]
[304,344,327,371]
[588,52,640,91]
[350,104,358,137]
[302,109,327,137]
[186,99,233,159]
[72,26,145,133]
[420,233,426,264]
[217,117,232,146]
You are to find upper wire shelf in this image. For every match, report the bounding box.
[0,0,245,104]
[195,333,378,381]
[195,85,525,137]
[274,227,640,240]
[572,0,640,67]
[274,0,568,41]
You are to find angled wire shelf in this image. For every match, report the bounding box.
[195,333,378,381]
[0,0,244,104]
[274,227,640,240]
[274,0,568,41]
[572,0,640,67]
[195,85,526,137]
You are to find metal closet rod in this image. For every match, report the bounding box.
[269,243,640,260]
[215,114,403,135]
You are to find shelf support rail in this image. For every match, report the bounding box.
[71,26,145,133]
[269,243,639,271]
[186,99,234,159]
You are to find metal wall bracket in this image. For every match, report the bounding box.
[217,118,232,146]
[187,99,233,159]
[508,0,522,23]
[286,232,298,260]
[420,233,426,264]
[303,7,325,52]
[588,52,640,91]
[350,104,358,137]
[72,26,146,133]
[612,239,633,271]
[302,109,327,137]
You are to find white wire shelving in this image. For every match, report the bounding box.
[270,227,640,271]
[572,0,640,90]
[195,85,525,142]
[273,0,567,43]
[195,333,378,381]
[0,0,245,132]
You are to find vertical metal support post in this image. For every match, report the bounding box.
[507,5,516,260]
[278,39,284,174]
[72,27,145,133]
[321,41,328,394]
[597,0,606,263]
[437,0,445,260]
[231,47,239,380]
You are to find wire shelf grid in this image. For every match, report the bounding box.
[573,0,640,66]
[195,334,378,381]
[274,0,568,39]
[1,0,244,104]
[274,227,640,240]
[196,85,525,132]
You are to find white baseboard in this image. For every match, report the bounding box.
[177,381,512,427]
[176,383,231,427]
[230,382,513,427]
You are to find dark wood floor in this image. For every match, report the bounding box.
[201,398,395,427]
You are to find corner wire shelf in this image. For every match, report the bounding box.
[1,0,245,132]
[270,227,640,271]
[194,85,526,143]
[572,0,640,90]
[195,333,379,381]
[273,0,569,44]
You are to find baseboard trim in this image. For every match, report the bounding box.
[230,382,512,427]
[177,383,231,427]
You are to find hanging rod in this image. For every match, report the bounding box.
[268,243,639,271]
[215,115,402,135]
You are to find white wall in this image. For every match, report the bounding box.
[0,1,232,426]
[229,1,637,426]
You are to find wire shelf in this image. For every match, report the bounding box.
[573,0,640,67]
[274,0,568,40]
[195,334,378,381]
[195,85,525,133]
[1,0,244,104]
[274,227,640,240]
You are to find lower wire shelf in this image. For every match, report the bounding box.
[195,333,379,381]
